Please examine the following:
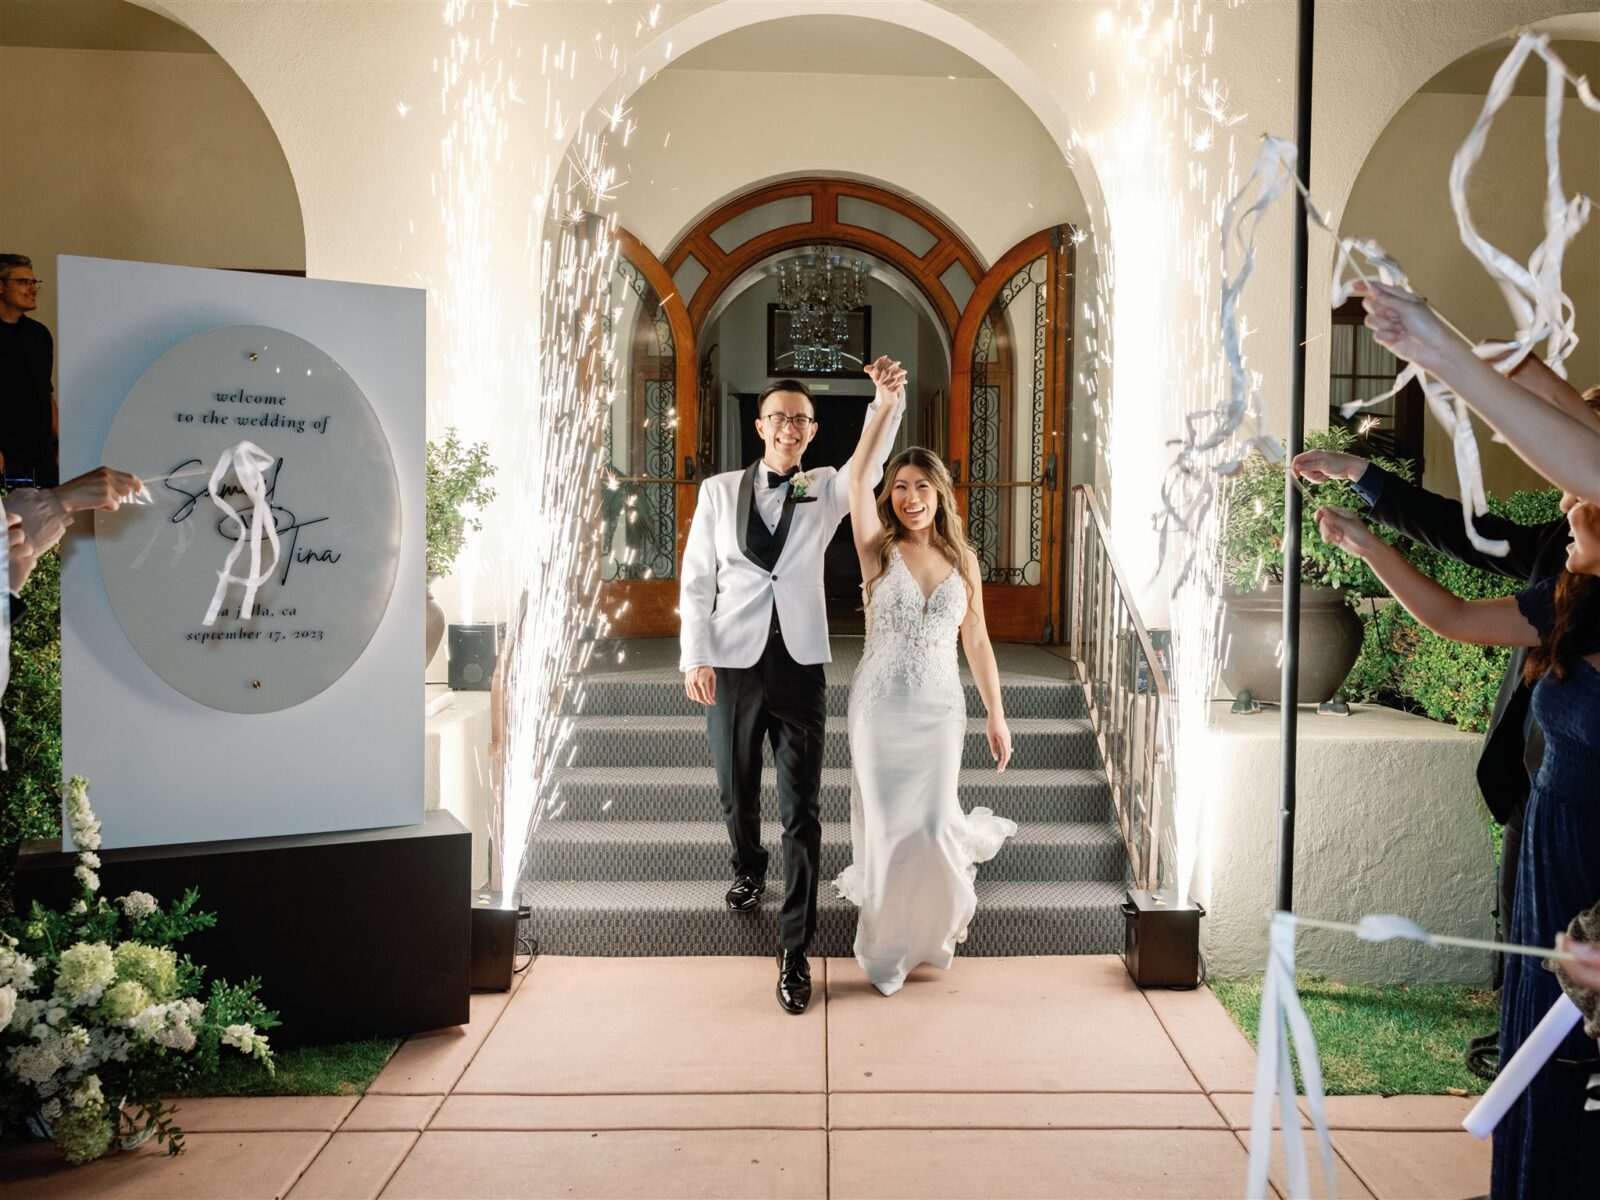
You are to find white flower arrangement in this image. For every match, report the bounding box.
[1,777,279,1164]
[116,892,158,920]
[788,468,815,499]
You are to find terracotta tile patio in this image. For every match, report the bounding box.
[0,955,1491,1199]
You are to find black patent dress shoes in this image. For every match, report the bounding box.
[776,948,812,1015]
[725,874,765,912]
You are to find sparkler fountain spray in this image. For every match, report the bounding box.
[1079,0,1257,909]
[434,0,648,903]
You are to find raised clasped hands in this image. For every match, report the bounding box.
[863,355,907,406]
[1291,448,1369,485]
[1313,504,1381,560]
[986,712,1012,773]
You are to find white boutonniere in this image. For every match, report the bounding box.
[788,469,815,499]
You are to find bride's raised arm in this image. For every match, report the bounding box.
[848,356,907,559]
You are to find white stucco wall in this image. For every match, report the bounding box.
[1192,703,1496,985]
[0,44,305,338]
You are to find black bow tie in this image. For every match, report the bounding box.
[766,467,799,489]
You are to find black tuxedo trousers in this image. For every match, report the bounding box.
[708,615,826,951]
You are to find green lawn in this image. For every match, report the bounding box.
[178,1038,402,1098]
[1210,976,1498,1096]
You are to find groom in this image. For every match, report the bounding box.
[679,366,904,1013]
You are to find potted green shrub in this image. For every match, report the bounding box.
[424,430,497,666]
[1219,427,1409,704]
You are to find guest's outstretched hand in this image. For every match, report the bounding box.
[1353,280,1457,371]
[1314,505,1382,560]
[1292,449,1369,484]
[55,466,148,513]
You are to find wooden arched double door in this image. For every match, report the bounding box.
[599,183,1075,643]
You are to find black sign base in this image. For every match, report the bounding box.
[17,811,471,1047]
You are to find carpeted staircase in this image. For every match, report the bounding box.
[519,641,1128,955]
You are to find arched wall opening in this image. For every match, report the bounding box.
[1334,32,1600,502]
[0,0,306,339]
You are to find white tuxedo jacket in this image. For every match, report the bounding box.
[679,397,902,671]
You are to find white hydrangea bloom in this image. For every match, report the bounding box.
[10,996,45,1032]
[129,1000,198,1052]
[0,942,36,991]
[73,866,100,893]
[0,984,14,1030]
[116,891,159,920]
[79,852,100,870]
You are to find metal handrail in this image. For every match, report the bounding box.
[1067,484,1172,891]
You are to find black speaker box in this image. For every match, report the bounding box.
[448,622,502,690]
[1122,888,1205,988]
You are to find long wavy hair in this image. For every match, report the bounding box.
[862,447,975,614]
[1524,569,1600,685]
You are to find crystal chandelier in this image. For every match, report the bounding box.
[774,249,869,373]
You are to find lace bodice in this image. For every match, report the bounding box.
[852,546,966,720]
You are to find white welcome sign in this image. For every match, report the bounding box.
[59,258,423,849]
[96,325,400,714]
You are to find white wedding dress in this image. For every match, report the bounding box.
[833,545,1018,996]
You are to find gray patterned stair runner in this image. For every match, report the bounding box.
[519,640,1129,956]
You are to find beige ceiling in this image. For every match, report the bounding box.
[0,0,211,53]
[1420,38,1600,97]
[668,14,993,79]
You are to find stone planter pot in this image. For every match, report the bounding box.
[425,576,447,667]
[1219,582,1364,705]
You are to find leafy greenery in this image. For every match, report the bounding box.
[1211,975,1498,1095]
[2,783,279,1162]
[1,550,63,918]
[1343,487,1566,731]
[1223,427,1412,594]
[176,1037,400,1098]
[425,430,497,578]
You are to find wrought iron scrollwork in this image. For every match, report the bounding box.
[967,256,1047,585]
[600,259,678,582]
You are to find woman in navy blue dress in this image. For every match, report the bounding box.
[1314,280,1600,1198]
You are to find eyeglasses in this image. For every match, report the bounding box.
[762,413,814,431]
[2,277,42,289]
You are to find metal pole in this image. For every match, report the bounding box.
[1276,0,1315,913]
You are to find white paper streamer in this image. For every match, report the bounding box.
[1247,913,1337,1200]
[0,493,10,772]
[201,441,281,627]
[1449,33,1600,381]
[1156,137,1300,585]
[1462,993,1583,1141]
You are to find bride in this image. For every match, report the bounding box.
[833,356,1018,996]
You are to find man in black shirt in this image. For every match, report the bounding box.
[0,254,58,487]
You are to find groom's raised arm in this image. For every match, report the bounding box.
[826,360,907,522]
[678,482,719,673]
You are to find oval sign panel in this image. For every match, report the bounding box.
[95,325,402,713]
